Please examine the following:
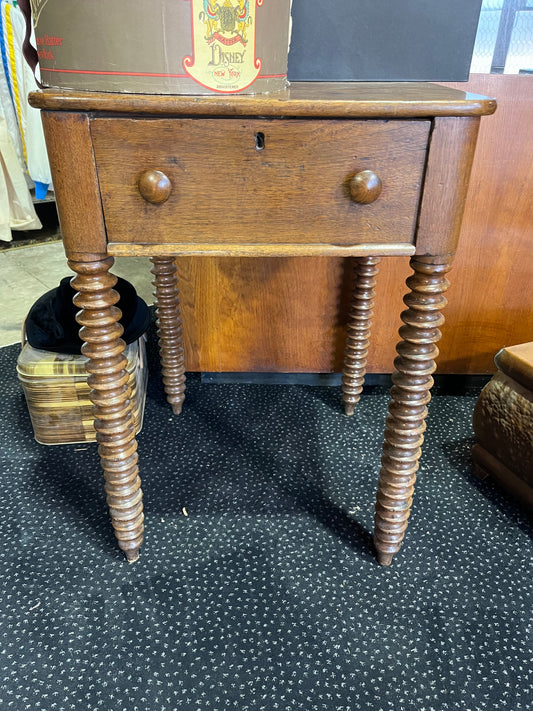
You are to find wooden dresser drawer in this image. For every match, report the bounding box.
[90,118,430,248]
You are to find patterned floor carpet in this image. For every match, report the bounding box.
[1,327,532,711]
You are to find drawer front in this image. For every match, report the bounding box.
[91,118,430,246]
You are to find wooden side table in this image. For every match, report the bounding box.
[30,83,496,565]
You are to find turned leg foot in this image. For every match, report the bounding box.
[374,256,453,565]
[342,256,380,416]
[376,551,394,567]
[150,257,186,415]
[69,255,144,562]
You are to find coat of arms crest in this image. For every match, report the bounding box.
[184,0,263,93]
[29,0,50,26]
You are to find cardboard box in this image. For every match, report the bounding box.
[31,0,291,94]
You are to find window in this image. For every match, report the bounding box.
[471,0,533,73]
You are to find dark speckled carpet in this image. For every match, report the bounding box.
[1,322,532,711]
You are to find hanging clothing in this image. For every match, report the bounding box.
[1,0,52,200]
[0,99,41,241]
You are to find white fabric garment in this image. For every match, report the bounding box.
[1,1,52,189]
[0,40,24,175]
[0,101,41,241]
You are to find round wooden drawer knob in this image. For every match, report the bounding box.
[349,170,383,204]
[138,170,172,204]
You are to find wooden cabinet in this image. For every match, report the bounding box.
[31,82,495,565]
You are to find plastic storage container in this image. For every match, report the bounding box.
[17,335,148,445]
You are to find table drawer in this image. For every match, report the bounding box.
[90,118,430,248]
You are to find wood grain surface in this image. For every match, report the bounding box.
[29,82,496,118]
[342,257,381,415]
[439,74,533,372]
[374,255,453,565]
[108,243,415,258]
[176,75,531,374]
[415,117,480,256]
[68,255,144,562]
[150,257,187,415]
[91,118,429,247]
[40,112,107,259]
[29,82,497,117]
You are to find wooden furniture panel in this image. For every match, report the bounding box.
[177,255,406,373]
[178,256,350,373]
[438,74,533,372]
[30,83,495,566]
[37,81,495,117]
[91,118,429,248]
[414,116,480,255]
[177,75,530,374]
[40,112,107,259]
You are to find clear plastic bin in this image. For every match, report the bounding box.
[17,335,148,445]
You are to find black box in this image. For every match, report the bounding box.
[288,0,483,82]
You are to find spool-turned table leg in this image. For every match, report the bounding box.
[150,257,186,415]
[68,255,144,562]
[374,255,453,566]
[342,256,381,416]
